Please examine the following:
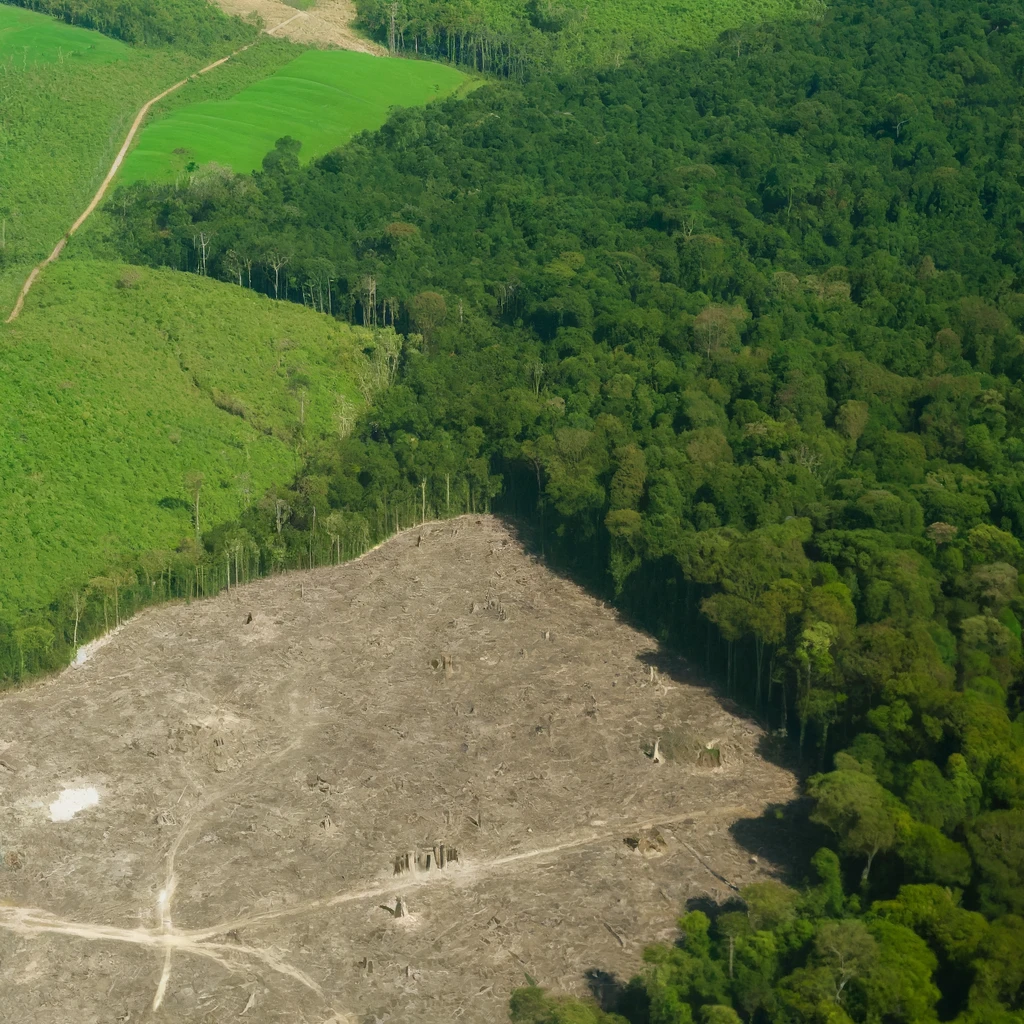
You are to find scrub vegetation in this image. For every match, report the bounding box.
[0,259,367,615]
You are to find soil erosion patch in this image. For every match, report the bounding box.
[0,516,795,1022]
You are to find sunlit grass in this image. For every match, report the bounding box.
[119,48,467,183]
[0,259,368,613]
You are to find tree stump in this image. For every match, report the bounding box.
[698,745,722,768]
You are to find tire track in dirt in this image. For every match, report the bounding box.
[0,804,749,1004]
[192,804,751,940]
[4,15,300,324]
[214,0,384,54]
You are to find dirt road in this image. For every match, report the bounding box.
[3,47,249,323]
[216,0,385,53]
[3,7,336,325]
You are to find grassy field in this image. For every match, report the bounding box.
[118,48,468,183]
[0,4,307,315]
[0,259,368,615]
[0,2,127,62]
[0,5,178,311]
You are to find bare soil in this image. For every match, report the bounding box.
[220,0,386,53]
[0,516,796,1022]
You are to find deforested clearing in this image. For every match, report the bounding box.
[0,516,795,1022]
[216,0,384,52]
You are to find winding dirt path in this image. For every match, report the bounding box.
[3,28,290,324]
[216,0,384,54]
[0,806,747,1013]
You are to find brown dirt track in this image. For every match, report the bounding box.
[217,0,385,53]
[0,516,796,1022]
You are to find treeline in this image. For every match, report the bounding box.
[0,431,449,681]
[352,0,825,78]
[509,853,1024,1023]
[355,0,562,78]
[58,0,1024,1016]
[0,0,259,51]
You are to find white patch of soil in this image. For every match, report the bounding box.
[49,787,100,822]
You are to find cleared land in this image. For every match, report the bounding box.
[118,48,466,183]
[0,259,368,613]
[219,0,384,52]
[0,516,796,1022]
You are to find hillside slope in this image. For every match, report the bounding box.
[0,4,184,311]
[0,2,303,314]
[0,516,795,1022]
[0,259,370,614]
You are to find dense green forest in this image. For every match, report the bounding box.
[352,0,824,76]
[6,0,1024,1018]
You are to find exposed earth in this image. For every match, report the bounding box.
[0,516,796,1022]
[219,0,385,53]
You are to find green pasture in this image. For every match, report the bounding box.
[0,259,368,614]
[0,5,175,312]
[0,4,302,316]
[0,2,127,64]
[118,49,468,183]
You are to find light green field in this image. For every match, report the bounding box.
[0,2,127,64]
[0,6,178,311]
[0,259,368,614]
[118,49,468,183]
[0,4,305,315]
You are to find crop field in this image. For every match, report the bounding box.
[0,2,127,63]
[0,517,796,1022]
[118,49,468,183]
[0,259,368,615]
[0,4,307,316]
